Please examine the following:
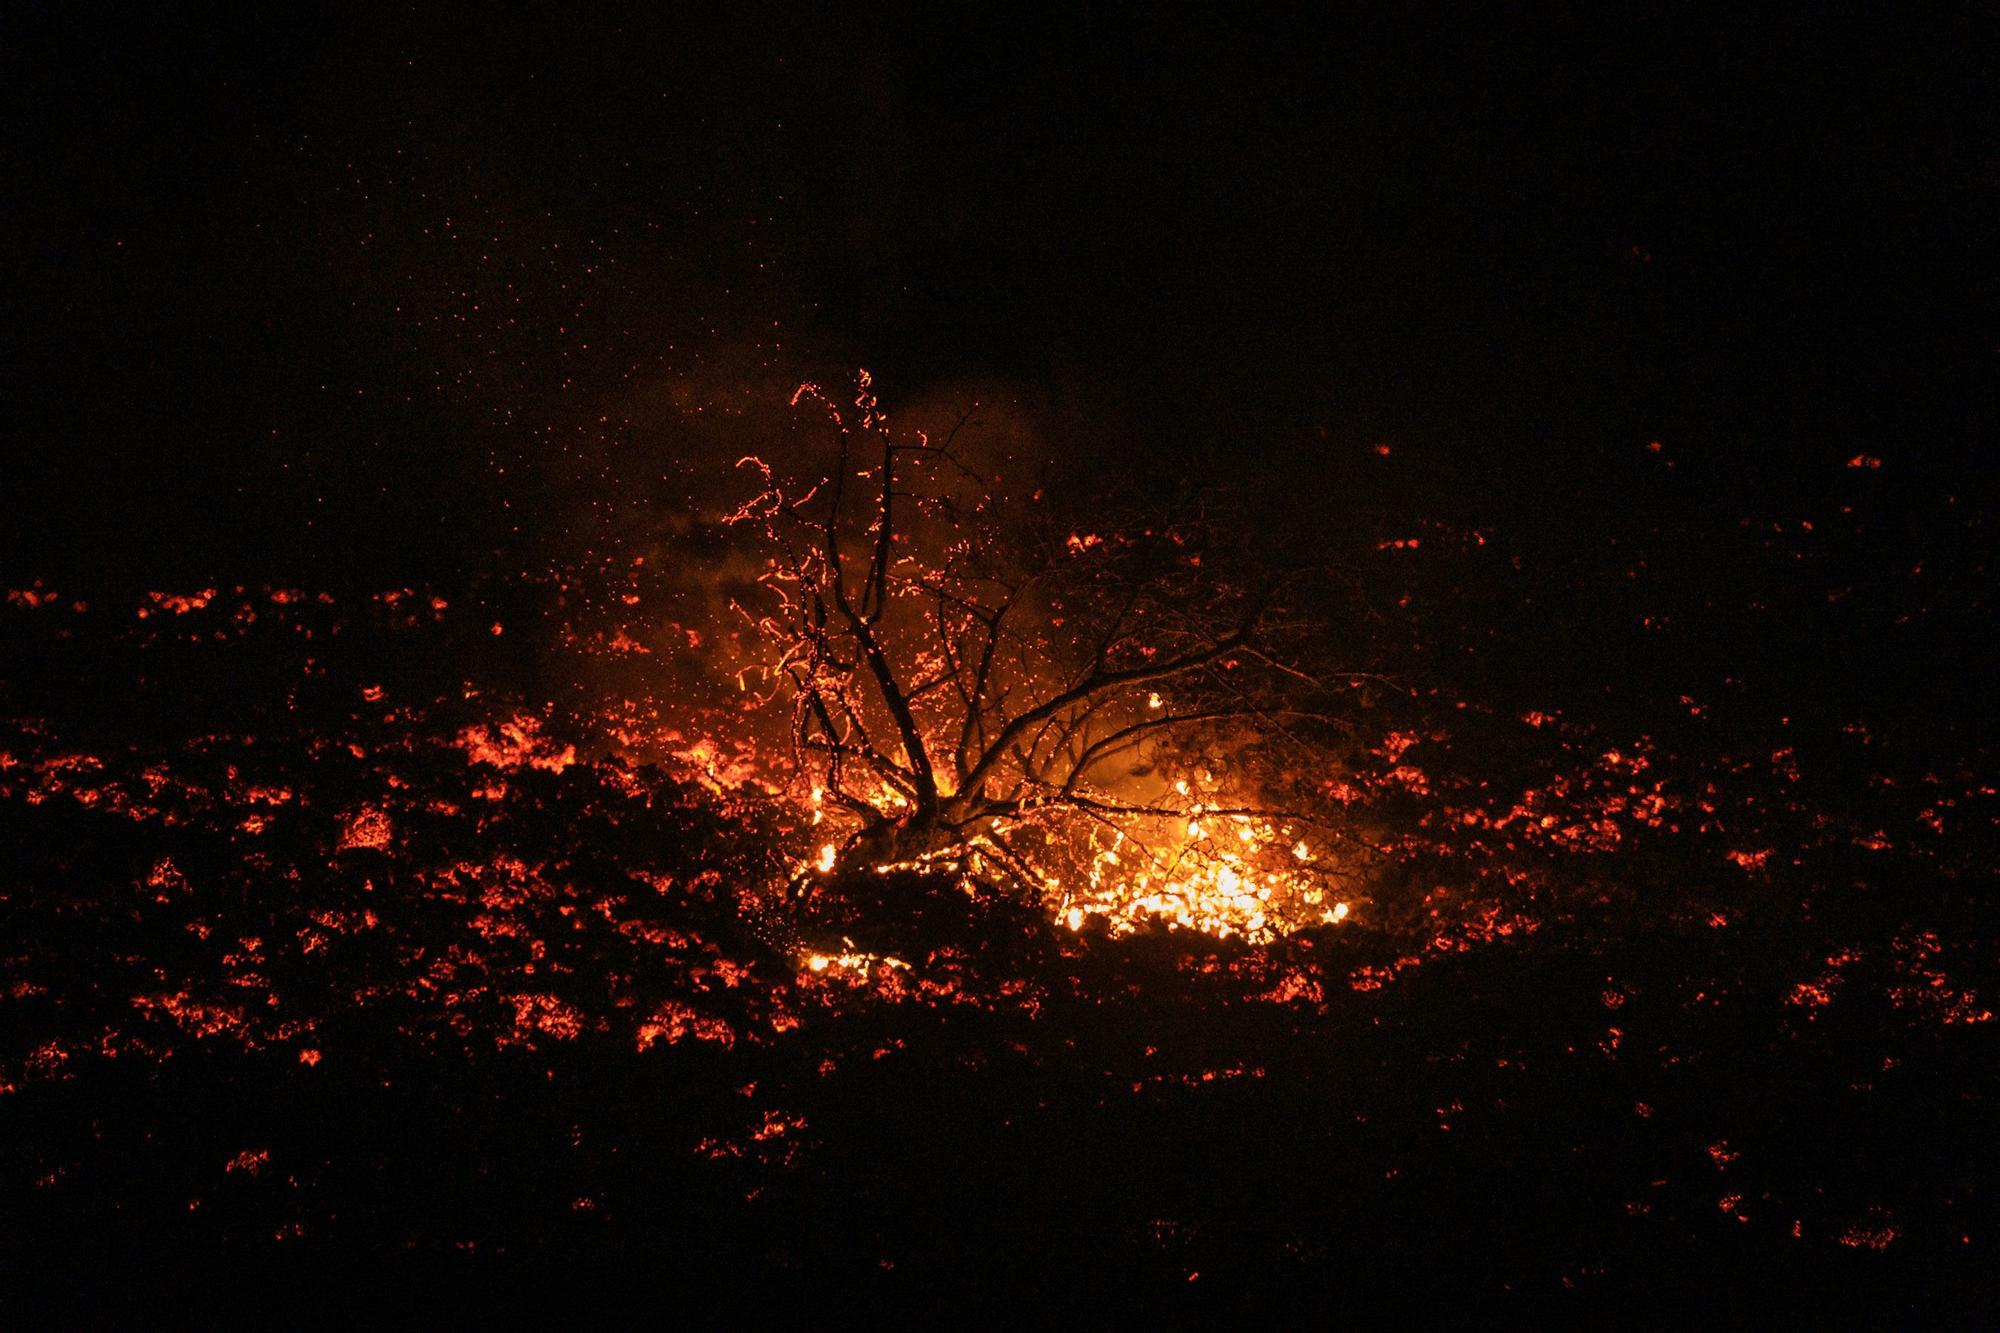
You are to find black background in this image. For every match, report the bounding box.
[6,4,1991,588]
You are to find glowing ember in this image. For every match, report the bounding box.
[337,807,393,852]
[456,714,577,773]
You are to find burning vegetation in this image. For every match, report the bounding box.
[0,385,1993,1324]
[10,0,1991,1318]
[725,373,1370,942]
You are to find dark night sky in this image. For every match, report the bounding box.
[4,5,1993,589]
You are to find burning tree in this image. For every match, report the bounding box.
[728,373,1369,940]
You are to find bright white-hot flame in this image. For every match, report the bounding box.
[801,948,909,982]
[1051,783,1354,943]
[766,674,1348,942]
[788,771,1351,943]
